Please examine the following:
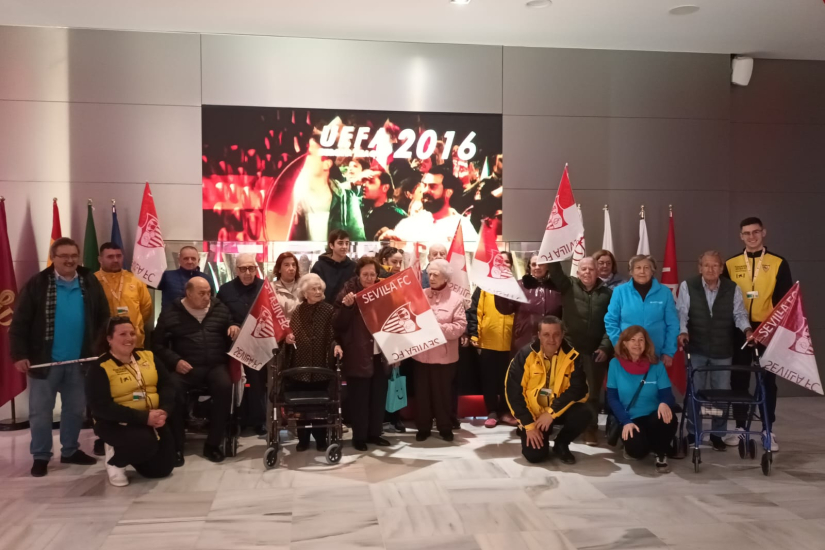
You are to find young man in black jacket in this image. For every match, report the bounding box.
[10,238,110,477]
[153,277,240,464]
[311,229,356,303]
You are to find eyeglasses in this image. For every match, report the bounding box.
[54,254,79,261]
[237,266,257,273]
[741,230,763,237]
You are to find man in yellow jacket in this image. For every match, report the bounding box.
[505,315,591,464]
[96,242,154,348]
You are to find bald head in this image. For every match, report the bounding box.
[185,276,211,309]
[428,244,448,262]
[577,257,597,289]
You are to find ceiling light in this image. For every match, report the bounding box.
[526,0,552,7]
[450,0,471,4]
[669,5,700,15]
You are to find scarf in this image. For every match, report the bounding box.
[618,357,651,375]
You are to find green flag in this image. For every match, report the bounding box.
[83,202,100,271]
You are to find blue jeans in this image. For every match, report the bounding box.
[688,354,731,436]
[28,363,86,460]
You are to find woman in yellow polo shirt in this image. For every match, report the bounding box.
[86,318,175,486]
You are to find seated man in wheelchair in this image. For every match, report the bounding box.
[154,277,240,465]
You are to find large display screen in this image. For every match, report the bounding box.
[202,106,503,243]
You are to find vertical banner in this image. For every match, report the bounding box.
[111,202,124,251]
[355,268,446,363]
[131,183,167,288]
[0,198,26,408]
[471,221,527,303]
[47,198,62,266]
[537,165,584,264]
[637,206,650,255]
[446,224,472,308]
[83,201,100,272]
[661,209,679,297]
[602,205,614,253]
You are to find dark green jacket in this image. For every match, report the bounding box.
[547,263,612,356]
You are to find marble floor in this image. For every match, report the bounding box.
[2,397,825,550]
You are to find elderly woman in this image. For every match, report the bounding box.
[495,254,563,355]
[594,249,625,289]
[272,252,301,321]
[334,256,392,451]
[607,325,677,473]
[605,255,679,367]
[413,259,468,442]
[280,273,343,452]
[86,318,175,486]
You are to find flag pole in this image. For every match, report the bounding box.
[640,204,645,219]
[669,204,673,217]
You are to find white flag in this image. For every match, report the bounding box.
[471,221,528,303]
[537,165,584,264]
[446,223,472,308]
[602,208,614,253]
[131,183,167,288]
[637,217,650,256]
[570,234,587,276]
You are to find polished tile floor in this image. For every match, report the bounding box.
[1,397,825,550]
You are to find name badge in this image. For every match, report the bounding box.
[746,291,759,299]
[539,388,553,397]
[132,391,146,401]
[116,306,129,317]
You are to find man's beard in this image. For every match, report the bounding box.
[422,195,445,214]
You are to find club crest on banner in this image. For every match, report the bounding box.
[791,326,814,356]
[537,165,584,264]
[137,214,164,248]
[251,309,275,339]
[382,304,420,334]
[487,254,512,280]
[546,196,570,230]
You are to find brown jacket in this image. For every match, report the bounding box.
[333,277,389,378]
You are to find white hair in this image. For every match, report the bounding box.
[426,258,453,282]
[428,243,447,261]
[297,273,326,301]
[235,253,257,268]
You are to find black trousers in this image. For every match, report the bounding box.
[519,402,592,463]
[171,366,233,451]
[94,422,175,478]
[623,411,678,459]
[414,360,458,434]
[732,329,777,426]
[346,356,388,443]
[480,349,510,415]
[581,354,609,429]
[240,365,267,428]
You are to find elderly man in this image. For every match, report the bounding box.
[217,253,266,435]
[677,250,753,451]
[505,316,591,464]
[158,245,216,311]
[153,277,239,464]
[421,243,447,289]
[96,242,153,347]
[548,257,613,445]
[10,237,109,477]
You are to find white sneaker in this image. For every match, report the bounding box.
[763,431,779,452]
[104,444,129,487]
[723,427,745,446]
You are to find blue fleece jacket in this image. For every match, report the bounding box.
[604,278,679,357]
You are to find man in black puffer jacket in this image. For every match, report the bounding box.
[311,229,356,303]
[153,277,239,464]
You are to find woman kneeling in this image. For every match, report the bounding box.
[87,318,176,486]
[607,325,677,474]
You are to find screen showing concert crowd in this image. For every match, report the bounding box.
[202,106,503,243]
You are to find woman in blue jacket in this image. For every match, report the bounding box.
[604,255,679,368]
[607,325,677,474]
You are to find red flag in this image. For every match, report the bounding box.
[0,199,27,407]
[661,211,679,297]
[131,183,167,288]
[46,199,62,267]
[446,224,472,308]
[537,165,584,264]
[471,220,527,303]
[228,282,291,370]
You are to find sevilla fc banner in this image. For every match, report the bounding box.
[753,283,822,395]
[228,282,291,370]
[446,224,472,308]
[538,165,584,264]
[355,268,446,363]
[131,183,167,288]
[471,220,527,303]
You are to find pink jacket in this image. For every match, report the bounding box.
[416,285,467,365]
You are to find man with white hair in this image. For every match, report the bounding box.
[217,253,266,435]
[547,258,613,446]
[421,243,448,289]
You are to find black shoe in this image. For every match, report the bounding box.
[710,435,727,452]
[203,444,225,463]
[174,452,185,468]
[451,417,461,430]
[394,420,407,433]
[254,425,267,437]
[296,441,310,452]
[60,450,97,465]
[439,430,454,442]
[93,438,105,457]
[368,436,392,447]
[415,431,430,442]
[353,440,368,452]
[687,434,696,446]
[316,440,328,452]
[553,442,576,464]
[31,459,48,477]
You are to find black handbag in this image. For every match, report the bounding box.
[606,370,650,447]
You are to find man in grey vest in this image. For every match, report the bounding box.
[676,250,752,451]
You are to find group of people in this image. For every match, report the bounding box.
[8,215,788,485]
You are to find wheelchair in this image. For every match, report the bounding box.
[184,382,241,458]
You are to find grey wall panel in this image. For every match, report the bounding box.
[503,189,729,265]
[731,122,825,193]
[0,26,201,106]
[0,101,200,184]
[504,115,729,190]
[503,48,729,120]
[731,60,825,125]
[786,262,825,330]
[201,34,502,113]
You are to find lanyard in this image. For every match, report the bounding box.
[101,272,125,304]
[743,248,766,289]
[125,358,143,386]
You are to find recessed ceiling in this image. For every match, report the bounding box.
[1,0,824,60]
